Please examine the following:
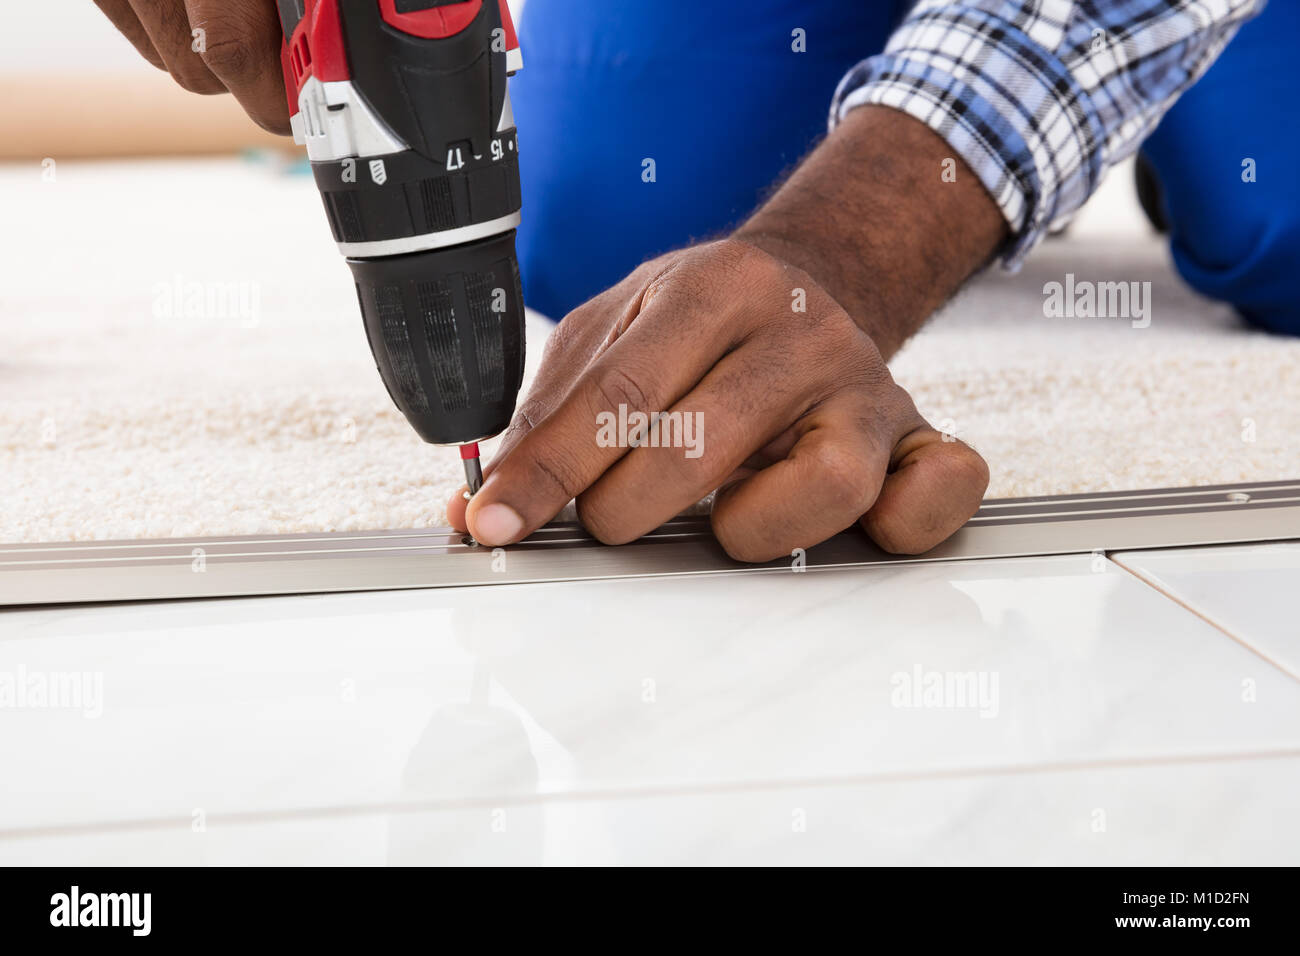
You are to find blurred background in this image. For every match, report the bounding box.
[3,3,283,159]
[0,2,525,158]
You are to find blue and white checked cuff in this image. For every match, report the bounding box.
[831,0,1264,271]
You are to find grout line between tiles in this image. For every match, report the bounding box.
[1107,551,1300,684]
[3,745,1299,844]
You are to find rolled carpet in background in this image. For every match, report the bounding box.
[0,73,287,160]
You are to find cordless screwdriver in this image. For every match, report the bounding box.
[275,0,526,500]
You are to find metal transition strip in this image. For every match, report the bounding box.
[2,480,1298,607]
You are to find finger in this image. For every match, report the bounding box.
[462,275,748,546]
[126,0,227,94]
[93,0,167,70]
[445,271,663,531]
[575,341,818,545]
[185,0,291,133]
[477,248,725,485]
[859,427,989,554]
[488,258,678,466]
[709,396,893,562]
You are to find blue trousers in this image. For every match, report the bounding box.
[512,0,1299,333]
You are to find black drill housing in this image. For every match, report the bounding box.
[290,0,527,445]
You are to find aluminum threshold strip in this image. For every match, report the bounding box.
[2,480,1298,607]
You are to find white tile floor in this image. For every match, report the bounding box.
[1113,543,1300,679]
[1,543,1298,865]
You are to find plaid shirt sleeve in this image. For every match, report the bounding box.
[831,0,1266,270]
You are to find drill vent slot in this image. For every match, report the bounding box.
[327,192,364,242]
[419,177,457,232]
[375,285,431,417]
[416,280,470,412]
[510,256,526,382]
[465,270,505,403]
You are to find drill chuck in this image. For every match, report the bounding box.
[348,232,525,445]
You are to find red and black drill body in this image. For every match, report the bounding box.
[275,0,526,484]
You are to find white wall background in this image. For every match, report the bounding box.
[1,2,145,73]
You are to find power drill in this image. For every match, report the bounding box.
[275,0,526,498]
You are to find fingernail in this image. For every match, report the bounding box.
[471,502,525,545]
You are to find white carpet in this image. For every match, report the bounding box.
[2,156,1297,543]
